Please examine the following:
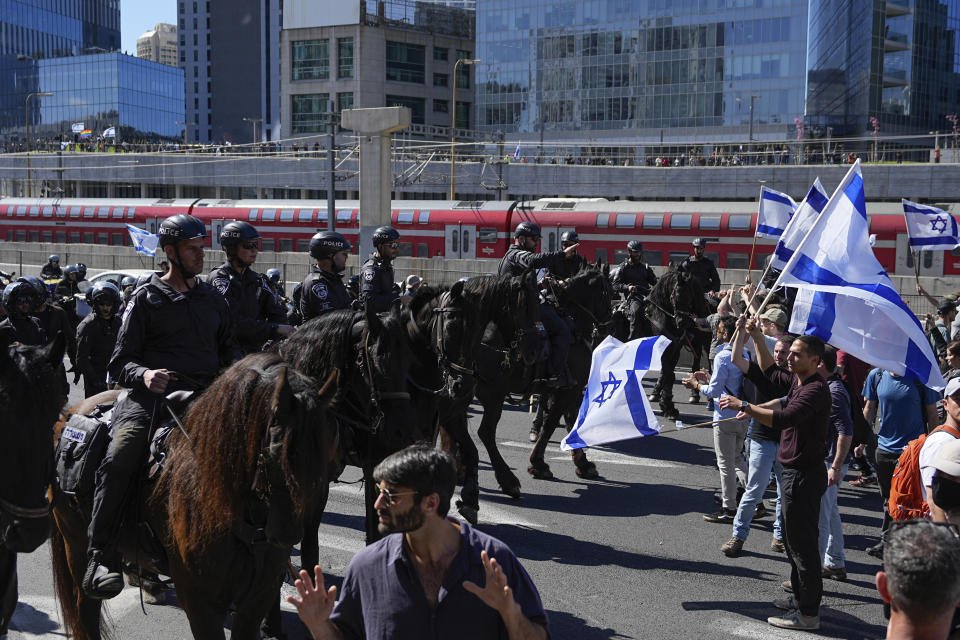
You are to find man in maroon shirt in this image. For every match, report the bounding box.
[720,335,831,631]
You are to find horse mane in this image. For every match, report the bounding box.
[156,351,317,561]
[280,310,357,400]
[462,274,514,312]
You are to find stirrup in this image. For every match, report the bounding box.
[83,554,124,600]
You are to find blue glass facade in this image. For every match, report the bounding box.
[476,0,809,140]
[0,0,120,58]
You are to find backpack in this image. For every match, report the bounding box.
[888,424,960,521]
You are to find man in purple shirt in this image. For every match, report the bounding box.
[720,334,831,631]
[286,445,549,640]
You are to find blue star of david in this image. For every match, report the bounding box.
[931,215,948,233]
[592,372,622,407]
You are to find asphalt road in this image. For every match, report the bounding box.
[5,372,888,640]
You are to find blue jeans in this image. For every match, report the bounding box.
[818,461,849,569]
[732,436,783,541]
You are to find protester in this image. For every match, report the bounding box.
[285,445,549,640]
[839,349,877,486]
[720,335,831,631]
[928,300,957,367]
[818,345,853,582]
[921,380,960,522]
[403,274,423,297]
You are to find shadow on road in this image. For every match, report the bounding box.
[546,609,634,639]
[680,599,885,639]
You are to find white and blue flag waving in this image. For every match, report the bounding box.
[779,161,945,390]
[126,224,158,257]
[756,186,797,239]
[902,199,960,251]
[561,335,671,451]
[770,179,829,271]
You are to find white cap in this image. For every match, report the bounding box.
[932,439,960,478]
[947,377,960,399]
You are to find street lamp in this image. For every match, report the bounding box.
[449,57,480,199]
[748,94,760,142]
[243,117,262,148]
[25,91,53,197]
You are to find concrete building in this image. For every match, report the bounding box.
[178,0,281,144]
[280,0,475,143]
[136,23,178,68]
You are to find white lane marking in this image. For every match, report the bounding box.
[11,587,144,638]
[499,441,680,468]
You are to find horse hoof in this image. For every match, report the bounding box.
[575,464,600,480]
[527,464,554,480]
[501,484,522,500]
[528,428,539,442]
[456,500,479,526]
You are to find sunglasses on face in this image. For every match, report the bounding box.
[385,242,399,249]
[95,300,113,307]
[242,242,259,250]
[375,485,417,506]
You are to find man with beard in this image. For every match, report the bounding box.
[286,445,549,640]
[300,231,353,321]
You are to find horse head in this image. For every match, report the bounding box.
[423,280,482,399]
[674,267,709,323]
[560,266,614,337]
[0,330,67,553]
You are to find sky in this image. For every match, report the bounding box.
[120,0,177,56]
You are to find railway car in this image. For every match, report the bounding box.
[0,196,956,278]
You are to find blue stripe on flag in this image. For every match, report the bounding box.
[574,386,591,429]
[625,370,658,436]
[633,336,657,370]
[763,191,793,206]
[909,236,957,247]
[807,185,829,212]
[757,224,785,237]
[563,424,588,449]
[844,173,867,220]
[905,338,933,386]
[803,291,836,343]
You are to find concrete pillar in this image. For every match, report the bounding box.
[106,182,116,197]
[74,181,83,197]
[256,187,265,199]
[300,188,309,199]
[215,185,224,199]
[141,182,149,198]
[175,183,184,198]
[341,107,411,259]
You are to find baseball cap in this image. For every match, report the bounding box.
[405,274,422,287]
[932,438,960,478]
[946,377,960,399]
[938,300,958,315]
[760,307,788,328]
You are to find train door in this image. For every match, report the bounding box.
[445,224,476,259]
[145,218,159,234]
[544,226,576,252]
[895,234,943,276]
[211,219,227,251]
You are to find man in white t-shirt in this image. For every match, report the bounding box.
[919,377,960,507]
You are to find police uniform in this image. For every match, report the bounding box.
[41,263,62,279]
[612,258,658,340]
[547,253,588,281]
[359,254,398,313]
[206,262,287,354]
[300,266,351,321]
[55,278,81,326]
[0,314,45,346]
[35,303,77,365]
[680,254,721,293]
[75,313,121,397]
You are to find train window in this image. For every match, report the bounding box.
[596,213,610,227]
[29,231,39,242]
[642,214,664,229]
[97,207,110,218]
[615,213,636,228]
[96,232,108,244]
[69,207,81,218]
[83,207,95,218]
[112,207,125,219]
[55,206,66,218]
[398,242,413,257]
[111,233,124,246]
[396,210,415,223]
[613,249,629,264]
[279,238,293,252]
[248,209,259,221]
[5,232,11,241]
[670,214,692,229]
[337,210,352,222]
[450,230,459,253]
[416,242,428,257]
[41,231,53,243]
[706,252,719,265]
[478,227,497,243]
[41,206,53,217]
[16,206,26,216]
[29,206,39,217]
[55,231,66,243]
[418,211,431,224]
[297,239,310,251]
[279,209,295,222]
[644,250,663,266]
[15,231,26,242]
[728,214,751,230]
[726,253,749,269]
[668,252,688,266]
[317,209,329,222]
[462,230,471,253]
[262,209,277,222]
[594,248,608,264]
[261,238,275,252]
[699,215,721,230]
[83,232,95,243]
[298,210,314,223]
[127,208,136,219]
[69,232,80,243]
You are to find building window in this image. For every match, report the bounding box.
[386,41,425,83]
[292,39,329,81]
[433,73,449,87]
[337,92,354,113]
[291,93,330,133]
[386,95,425,124]
[433,99,449,113]
[455,101,470,129]
[455,49,472,88]
[337,37,354,78]
[434,46,449,61]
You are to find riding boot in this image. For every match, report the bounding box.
[83,550,123,600]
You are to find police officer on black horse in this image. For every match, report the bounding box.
[299,230,353,321]
[83,214,239,600]
[679,237,720,404]
[360,226,410,313]
[207,221,292,354]
[612,240,658,340]
[498,221,580,386]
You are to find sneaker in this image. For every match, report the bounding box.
[781,579,793,593]
[82,553,123,600]
[721,537,744,557]
[688,392,701,405]
[703,509,736,523]
[822,565,847,581]
[767,611,820,631]
[866,542,884,559]
[770,538,786,553]
[773,595,797,611]
[753,503,770,520]
[849,474,877,487]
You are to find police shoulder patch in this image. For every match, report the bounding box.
[212,277,230,295]
[312,282,328,300]
[363,270,374,282]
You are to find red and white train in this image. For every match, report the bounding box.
[0,196,956,277]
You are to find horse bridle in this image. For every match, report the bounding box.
[355,325,409,434]
[407,291,477,396]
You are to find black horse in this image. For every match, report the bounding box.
[645,265,710,419]
[0,329,67,636]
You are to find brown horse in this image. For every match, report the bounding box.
[50,351,338,640]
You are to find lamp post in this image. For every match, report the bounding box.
[25,91,53,198]
[449,57,480,200]
[747,94,760,142]
[243,117,262,148]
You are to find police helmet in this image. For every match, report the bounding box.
[309,231,352,260]
[17,276,48,301]
[2,281,38,314]
[62,265,79,278]
[265,268,281,284]
[158,214,207,248]
[371,226,400,246]
[75,263,87,279]
[560,230,579,244]
[135,274,153,288]
[120,275,137,289]
[48,254,60,263]
[627,240,643,253]
[219,220,260,248]
[85,281,121,311]
[514,221,541,239]
[692,237,707,248]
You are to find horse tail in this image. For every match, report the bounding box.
[50,510,105,640]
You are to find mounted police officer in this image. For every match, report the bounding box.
[76,282,122,397]
[546,230,588,281]
[300,231,353,321]
[612,240,658,340]
[498,221,580,386]
[680,237,720,403]
[360,226,408,313]
[206,221,291,354]
[0,280,45,345]
[41,254,62,279]
[84,213,239,600]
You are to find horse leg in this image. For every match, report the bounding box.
[51,507,104,640]
[447,414,481,525]
[528,393,562,480]
[175,583,228,640]
[529,400,543,442]
[658,341,682,420]
[300,481,330,574]
[476,390,521,499]
[0,549,16,636]
[363,465,382,545]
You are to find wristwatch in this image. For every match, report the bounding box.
[740,400,749,411]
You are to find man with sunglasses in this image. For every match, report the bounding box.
[612,240,658,340]
[207,221,291,354]
[300,231,353,321]
[359,226,409,313]
[286,444,548,640]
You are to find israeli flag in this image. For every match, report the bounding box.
[103,126,116,138]
[756,186,797,239]
[778,161,945,390]
[513,142,521,161]
[770,179,829,271]
[902,199,960,251]
[126,224,158,257]
[561,335,671,451]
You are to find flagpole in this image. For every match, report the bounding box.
[747,204,761,283]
